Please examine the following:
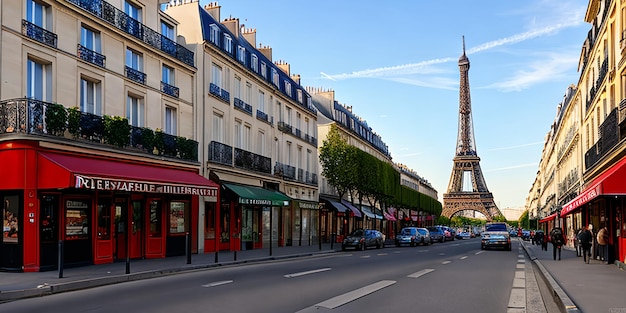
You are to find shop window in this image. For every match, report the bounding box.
[204,202,216,239]
[40,195,58,243]
[65,200,89,240]
[97,199,111,240]
[169,201,188,234]
[150,200,162,237]
[220,203,230,243]
[3,195,19,244]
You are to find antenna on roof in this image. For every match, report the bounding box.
[462,35,466,55]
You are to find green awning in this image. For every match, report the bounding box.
[223,183,291,206]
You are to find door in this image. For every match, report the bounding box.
[115,199,144,260]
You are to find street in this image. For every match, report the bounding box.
[0,239,530,313]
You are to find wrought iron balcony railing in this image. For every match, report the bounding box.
[233,98,253,115]
[584,108,619,170]
[277,121,292,134]
[66,0,194,67]
[22,20,57,48]
[208,141,233,166]
[234,148,271,174]
[256,110,272,125]
[77,44,106,68]
[125,66,146,84]
[209,83,230,103]
[161,81,180,98]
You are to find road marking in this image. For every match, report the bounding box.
[439,253,446,256]
[313,280,396,309]
[284,268,331,278]
[460,256,468,260]
[408,269,435,278]
[202,280,233,287]
[360,255,371,258]
[377,253,388,256]
[475,251,485,255]
[442,261,452,265]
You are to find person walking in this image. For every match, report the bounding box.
[541,230,548,251]
[550,226,564,260]
[574,228,582,257]
[597,225,609,263]
[578,225,593,264]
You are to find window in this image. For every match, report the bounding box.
[285,81,292,97]
[65,200,90,240]
[26,0,49,29]
[80,78,101,115]
[251,54,258,72]
[243,124,251,150]
[223,34,232,54]
[81,25,101,52]
[126,48,143,71]
[234,76,241,99]
[297,89,303,104]
[258,131,265,156]
[169,201,188,234]
[246,82,252,103]
[234,120,242,148]
[287,141,292,164]
[261,62,267,79]
[162,64,174,85]
[204,202,216,240]
[213,113,223,142]
[149,200,162,237]
[165,106,177,135]
[3,195,20,244]
[127,95,144,127]
[237,46,246,64]
[212,63,222,87]
[286,106,292,125]
[124,1,142,22]
[27,58,51,101]
[271,68,279,86]
[161,21,174,40]
[209,24,220,45]
[258,90,265,112]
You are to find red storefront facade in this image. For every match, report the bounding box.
[1,141,218,272]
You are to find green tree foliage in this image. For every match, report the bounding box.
[319,125,357,199]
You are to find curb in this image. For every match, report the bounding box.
[520,241,581,313]
[0,250,338,303]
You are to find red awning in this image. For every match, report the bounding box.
[38,152,218,200]
[539,213,557,223]
[383,210,396,221]
[561,155,626,217]
[340,200,362,218]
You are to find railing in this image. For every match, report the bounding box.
[274,162,296,180]
[584,108,619,170]
[208,141,233,166]
[234,148,271,174]
[233,98,253,115]
[0,98,198,161]
[277,121,292,134]
[209,83,230,103]
[256,110,271,124]
[125,66,146,84]
[66,0,194,67]
[161,81,180,98]
[22,20,57,48]
[77,44,106,68]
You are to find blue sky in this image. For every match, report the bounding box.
[202,0,589,210]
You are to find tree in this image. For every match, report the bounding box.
[319,125,358,199]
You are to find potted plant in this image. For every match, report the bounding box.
[103,115,131,148]
[140,127,155,153]
[67,107,81,138]
[154,128,165,155]
[45,103,67,136]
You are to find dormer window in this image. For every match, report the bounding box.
[261,61,267,79]
[284,81,292,97]
[251,54,258,72]
[237,45,246,64]
[223,34,232,54]
[209,24,220,46]
[271,68,279,87]
[297,89,303,103]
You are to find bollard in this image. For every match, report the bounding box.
[58,240,64,278]
[234,250,237,261]
[186,232,191,264]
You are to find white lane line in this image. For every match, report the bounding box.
[360,255,371,258]
[442,260,452,265]
[377,253,388,256]
[475,251,485,255]
[460,256,468,260]
[314,280,396,309]
[407,269,435,278]
[284,268,331,278]
[202,280,233,287]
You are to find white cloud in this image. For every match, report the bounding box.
[485,163,539,172]
[488,141,544,151]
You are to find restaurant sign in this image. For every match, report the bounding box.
[74,175,217,200]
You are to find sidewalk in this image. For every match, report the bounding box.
[521,239,626,313]
[0,242,341,301]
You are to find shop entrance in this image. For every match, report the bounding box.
[115,199,144,260]
[242,207,262,250]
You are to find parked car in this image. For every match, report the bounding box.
[441,226,456,241]
[342,229,384,251]
[521,230,531,241]
[396,227,420,247]
[456,232,471,240]
[416,228,431,245]
[481,222,512,251]
[427,226,445,243]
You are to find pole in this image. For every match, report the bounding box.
[186,231,191,264]
[57,240,64,278]
[125,221,130,274]
[269,207,273,256]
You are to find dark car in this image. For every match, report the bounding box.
[342,229,384,251]
[396,227,420,247]
[441,226,456,241]
[427,226,445,243]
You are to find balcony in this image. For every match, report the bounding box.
[0,98,198,161]
[207,141,233,166]
[77,44,106,68]
[22,20,57,48]
[274,162,296,180]
[585,108,619,170]
[161,81,180,98]
[277,121,292,134]
[125,66,146,84]
[209,83,230,103]
[233,98,253,115]
[256,110,272,125]
[234,148,271,174]
[66,0,194,67]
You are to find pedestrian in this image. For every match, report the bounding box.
[578,225,593,264]
[541,230,548,251]
[574,228,582,257]
[597,225,609,263]
[534,231,544,248]
[550,226,564,260]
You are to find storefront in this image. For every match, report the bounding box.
[292,200,320,246]
[319,196,355,243]
[560,155,626,264]
[0,146,218,272]
[219,183,291,251]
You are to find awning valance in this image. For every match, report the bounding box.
[223,183,290,206]
[341,200,362,218]
[539,213,557,223]
[384,208,397,221]
[320,197,348,213]
[361,206,382,219]
[38,152,218,200]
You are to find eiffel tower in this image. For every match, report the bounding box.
[442,37,501,220]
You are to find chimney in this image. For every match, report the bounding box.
[222,16,240,38]
[291,74,301,85]
[275,60,290,76]
[203,1,220,22]
[258,43,272,62]
[242,27,257,47]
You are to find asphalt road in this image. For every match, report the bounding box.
[0,238,524,313]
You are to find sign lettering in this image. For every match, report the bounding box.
[74,175,217,200]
